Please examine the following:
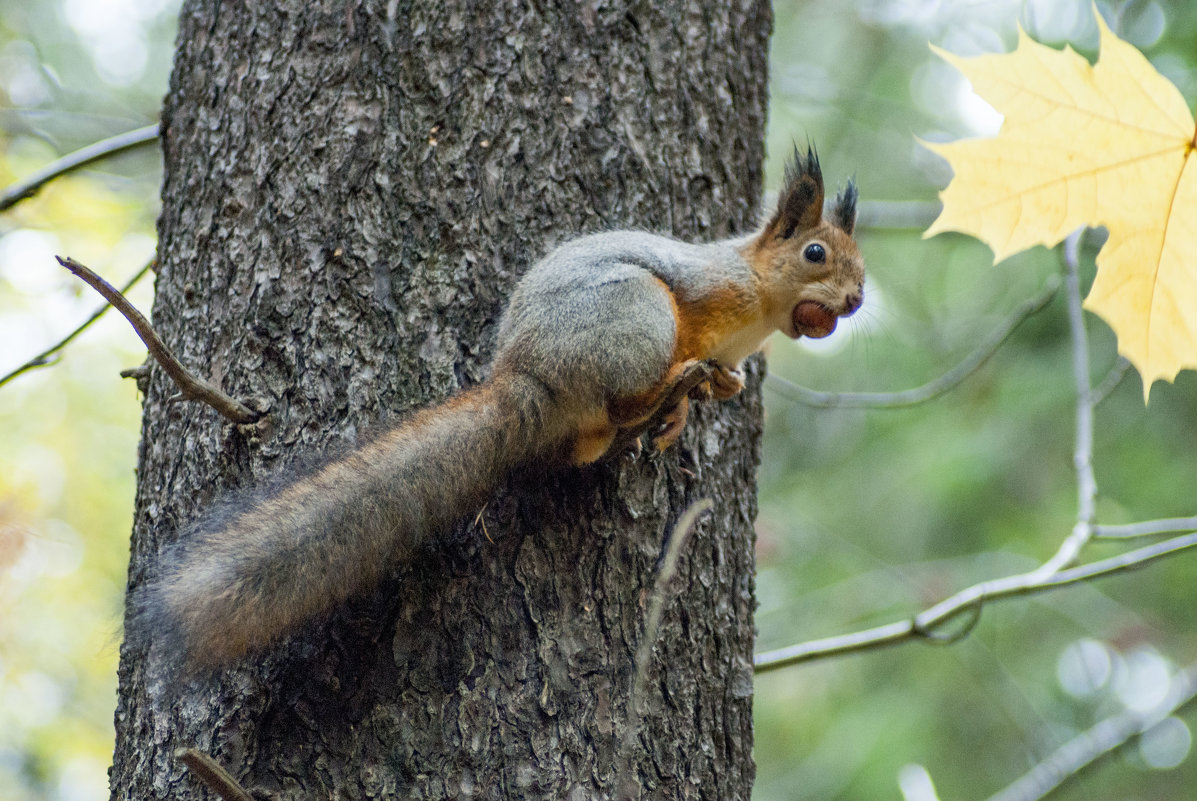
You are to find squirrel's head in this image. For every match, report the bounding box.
[750,146,865,340]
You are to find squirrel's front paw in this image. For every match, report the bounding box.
[708,365,745,400]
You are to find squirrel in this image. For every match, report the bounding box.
[135,147,864,670]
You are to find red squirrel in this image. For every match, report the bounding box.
[137,147,864,669]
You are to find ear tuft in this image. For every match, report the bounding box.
[831,179,858,235]
[770,144,825,239]
[783,145,823,199]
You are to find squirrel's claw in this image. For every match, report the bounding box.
[708,365,745,400]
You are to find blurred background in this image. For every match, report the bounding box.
[1,0,1194,799]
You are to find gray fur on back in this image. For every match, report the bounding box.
[495,231,753,405]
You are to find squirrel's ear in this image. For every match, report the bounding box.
[767,145,824,240]
[831,180,858,236]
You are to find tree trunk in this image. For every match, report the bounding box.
[111,1,770,799]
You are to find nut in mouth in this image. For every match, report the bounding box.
[791,300,839,339]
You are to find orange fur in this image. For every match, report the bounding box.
[673,284,759,362]
[571,408,618,464]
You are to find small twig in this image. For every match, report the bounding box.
[753,531,1197,673]
[856,199,941,231]
[766,275,1059,408]
[175,748,255,801]
[1094,516,1197,539]
[984,660,1197,801]
[55,256,260,424]
[120,364,152,380]
[0,258,155,388]
[0,123,160,212]
[616,498,714,801]
[1032,231,1094,579]
[1090,357,1130,405]
[473,504,494,544]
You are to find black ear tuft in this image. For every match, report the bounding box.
[832,179,858,235]
[771,144,825,239]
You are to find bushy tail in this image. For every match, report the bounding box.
[134,371,565,670]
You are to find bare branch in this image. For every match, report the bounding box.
[984,661,1197,801]
[175,748,255,801]
[1091,357,1131,405]
[753,531,1197,673]
[1095,517,1197,539]
[617,498,714,801]
[766,275,1059,408]
[0,258,155,388]
[856,199,941,231]
[55,256,260,424]
[1032,231,1095,579]
[0,123,160,212]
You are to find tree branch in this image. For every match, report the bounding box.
[753,531,1197,673]
[0,258,155,388]
[766,275,1059,409]
[0,123,160,212]
[1032,230,1095,578]
[55,256,260,424]
[984,660,1197,801]
[856,199,941,231]
[1095,517,1197,539]
[1091,357,1131,405]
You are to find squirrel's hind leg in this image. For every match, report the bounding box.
[571,410,619,465]
[606,359,713,455]
[568,358,714,463]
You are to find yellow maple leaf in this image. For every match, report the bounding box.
[924,9,1197,399]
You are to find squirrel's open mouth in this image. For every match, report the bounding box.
[791,301,839,339]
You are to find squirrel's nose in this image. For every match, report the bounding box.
[842,290,863,316]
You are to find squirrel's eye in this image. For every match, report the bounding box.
[803,243,826,263]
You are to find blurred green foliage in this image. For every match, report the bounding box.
[0,1,176,800]
[1,1,1195,800]
[757,1,1197,800]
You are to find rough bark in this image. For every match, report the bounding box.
[111,1,770,799]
